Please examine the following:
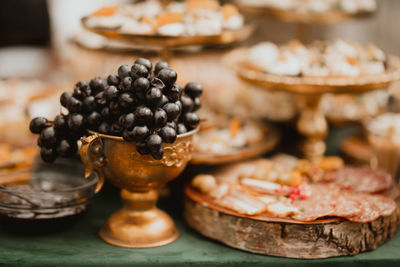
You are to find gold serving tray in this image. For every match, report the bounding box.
[191,124,280,165]
[236,3,374,24]
[225,48,400,95]
[81,17,253,48]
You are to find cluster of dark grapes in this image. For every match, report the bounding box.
[29,58,202,162]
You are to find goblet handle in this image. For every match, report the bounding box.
[80,134,106,193]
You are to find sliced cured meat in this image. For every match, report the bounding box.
[334,167,393,193]
[348,194,396,223]
[292,184,338,221]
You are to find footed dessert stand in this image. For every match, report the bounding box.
[80,129,197,248]
[225,48,400,161]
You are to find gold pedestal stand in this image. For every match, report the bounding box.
[225,48,400,161]
[99,189,178,248]
[80,129,197,248]
[81,16,253,61]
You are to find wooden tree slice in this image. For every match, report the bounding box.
[184,186,400,259]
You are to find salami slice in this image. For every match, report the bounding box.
[334,167,393,193]
[292,184,338,221]
[348,194,396,223]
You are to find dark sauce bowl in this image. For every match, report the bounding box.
[0,160,98,234]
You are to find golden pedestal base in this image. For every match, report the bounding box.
[99,189,179,248]
[80,129,197,248]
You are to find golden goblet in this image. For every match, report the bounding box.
[79,129,197,248]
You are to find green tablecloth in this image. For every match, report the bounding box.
[1,127,400,266]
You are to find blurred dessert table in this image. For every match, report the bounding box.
[1,128,400,266]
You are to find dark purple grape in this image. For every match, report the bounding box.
[131,64,149,80]
[151,147,164,160]
[150,78,165,90]
[104,85,119,100]
[181,94,194,113]
[98,122,110,134]
[134,106,153,125]
[154,61,169,75]
[87,112,102,128]
[193,97,201,111]
[57,139,77,157]
[109,101,120,116]
[122,130,135,141]
[119,92,136,109]
[29,117,48,134]
[175,100,182,111]
[165,121,177,130]
[131,125,149,142]
[146,134,162,152]
[167,84,182,102]
[123,113,135,130]
[79,81,92,97]
[60,91,72,107]
[67,97,83,113]
[157,68,177,87]
[40,127,57,147]
[107,74,120,86]
[54,115,67,131]
[83,96,97,113]
[73,87,84,100]
[110,122,123,136]
[95,91,107,106]
[135,58,152,72]
[120,76,133,91]
[159,126,177,144]
[153,108,168,128]
[40,147,57,163]
[145,87,162,106]
[136,141,150,155]
[162,103,181,121]
[67,114,85,132]
[185,82,203,98]
[177,123,187,134]
[156,94,169,108]
[89,77,107,93]
[118,65,131,79]
[133,77,150,94]
[101,107,110,120]
[183,112,200,129]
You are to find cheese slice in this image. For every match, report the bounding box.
[216,189,267,215]
[267,202,299,217]
[240,178,282,194]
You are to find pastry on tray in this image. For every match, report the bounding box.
[247,40,387,78]
[84,0,244,37]
[238,0,376,14]
[192,108,279,164]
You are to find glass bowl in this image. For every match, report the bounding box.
[0,160,99,233]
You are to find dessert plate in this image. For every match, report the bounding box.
[191,124,280,165]
[82,17,253,48]
[225,48,400,95]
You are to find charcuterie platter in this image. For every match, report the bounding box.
[184,156,400,258]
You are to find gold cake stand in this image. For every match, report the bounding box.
[81,16,253,60]
[225,48,400,161]
[191,124,280,165]
[235,3,375,42]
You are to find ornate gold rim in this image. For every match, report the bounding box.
[236,3,375,24]
[87,127,199,142]
[191,124,280,165]
[81,17,253,47]
[224,48,400,95]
